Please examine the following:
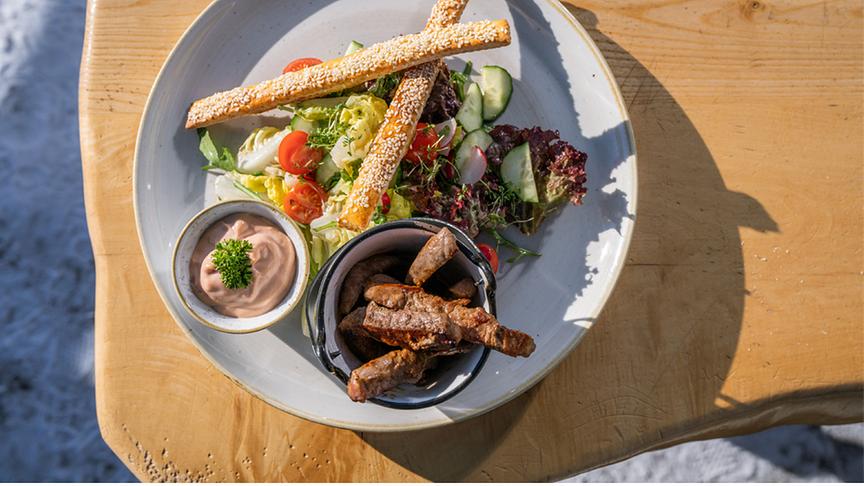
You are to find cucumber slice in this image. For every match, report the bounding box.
[480,65,513,121]
[345,40,364,55]
[290,115,318,134]
[455,83,483,132]
[315,154,339,187]
[501,142,539,203]
[454,129,493,177]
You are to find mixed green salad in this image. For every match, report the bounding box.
[198,44,588,276]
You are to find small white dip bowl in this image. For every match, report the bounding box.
[172,200,310,333]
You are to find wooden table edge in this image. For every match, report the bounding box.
[547,386,864,481]
[77,0,864,481]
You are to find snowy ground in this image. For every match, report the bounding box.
[0,0,860,482]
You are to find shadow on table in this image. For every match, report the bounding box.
[358,3,778,481]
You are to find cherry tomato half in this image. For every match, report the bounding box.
[477,243,499,273]
[282,57,322,74]
[283,179,325,225]
[381,192,391,215]
[279,131,324,176]
[405,123,441,164]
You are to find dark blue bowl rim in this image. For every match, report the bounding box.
[305,217,494,410]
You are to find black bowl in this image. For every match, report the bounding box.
[304,218,495,409]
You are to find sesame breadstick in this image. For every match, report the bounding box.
[426,0,469,29]
[338,63,441,231]
[185,19,510,129]
[337,1,470,231]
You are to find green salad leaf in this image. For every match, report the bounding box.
[292,104,340,122]
[449,61,473,102]
[198,128,236,172]
[371,208,387,225]
[369,73,402,99]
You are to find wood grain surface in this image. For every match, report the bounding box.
[79,0,864,481]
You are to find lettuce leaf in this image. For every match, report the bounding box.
[236,126,289,174]
[369,73,401,99]
[449,61,473,102]
[385,189,412,221]
[235,174,292,208]
[340,94,387,155]
[198,128,236,172]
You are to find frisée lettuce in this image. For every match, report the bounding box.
[236,126,290,174]
[330,94,387,168]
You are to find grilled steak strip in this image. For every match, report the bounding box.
[337,306,367,334]
[365,284,468,312]
[364,283,470,309]
[337,307,392,362]
[364,284,536,357]
[448,277,477,300]
[406,228,458,286]
[338,255,400,318]
[347,348,434,402]
[346,343,475,402]
[447,306,535,358]
[363,302,460,351]
[365,283,422,308]
[363,273,401,294]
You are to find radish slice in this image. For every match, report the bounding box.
[459,146,488,185]
[435,118,457,150]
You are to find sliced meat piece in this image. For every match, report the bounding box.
[362,302,460,351]
[447,306,536,358]
[338,255,400,318]
[406,228,458,286]
[347,348,435,402]
[365,284,536,358]
[364,283,423,309]
[363,273,400,294]
[365,283,464,313]
[448,277,477,300]
[346,343,476,402]
[337,306,367,334]
[337,307,391,362]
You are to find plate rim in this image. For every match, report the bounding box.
[132,0,638,432]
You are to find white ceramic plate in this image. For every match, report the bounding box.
[134,0,636,431]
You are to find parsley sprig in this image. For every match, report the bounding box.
[212,239,254,289]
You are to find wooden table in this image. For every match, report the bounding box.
[80,0,863,481]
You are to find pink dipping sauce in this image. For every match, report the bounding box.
[190,213,296,318]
